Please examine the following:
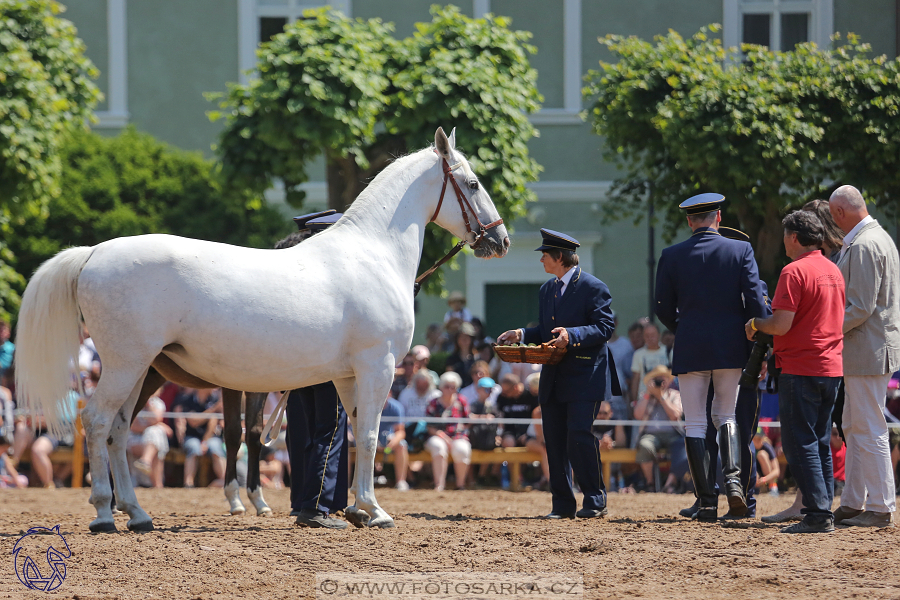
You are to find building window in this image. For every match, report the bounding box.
[723,0,832,52]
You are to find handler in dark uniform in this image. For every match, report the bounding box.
[281,210,350,530]
[498,229,617,519]
[679,227,772,520]
[655,195,767,521]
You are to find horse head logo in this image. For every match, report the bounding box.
[12,525,71,591]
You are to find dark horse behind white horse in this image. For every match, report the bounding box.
[15,127,509,532]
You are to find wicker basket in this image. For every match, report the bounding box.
[493,343,567,365]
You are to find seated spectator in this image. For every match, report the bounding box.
[591,400,627,450]
[458,361,495,406]
[258,444,285,489]
[411,345,440,388]
[0,433,27,488]
[468,377,500,451]
[1,382,14,447]
[424,323,444,354]
[633,365,686,493]
[129,391,172,488]
[174,388,226,488]
[446,322,478,387]
[378,393,410,490]
[629,322,670,406]
[496,374,538,449]
[425,372,471,491]
[13,388,78,488]
[753,429,780,495]
[0,319,14,380]
[398,371,441,419]
[391,352,417,399]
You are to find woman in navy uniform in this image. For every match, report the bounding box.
[499,229,618,519]
[281,211,350,530]
[655,194,768,521]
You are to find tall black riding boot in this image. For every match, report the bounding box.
[719,422,748,517]
[684,437,717,522]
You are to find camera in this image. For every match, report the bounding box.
[740,332,773,388]
[651,377,666,388]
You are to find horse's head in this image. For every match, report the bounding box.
[431,127,510,259]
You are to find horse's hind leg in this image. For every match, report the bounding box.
[222,388,247,515]
[244,392,272,516]
[106,369,155,532]
[82,367,152,532]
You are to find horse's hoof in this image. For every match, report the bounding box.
[369,517,396,529]
[256,507,273,517]
[345,508,371,528]
[230,507,247,516]
[127,519,154,533]
[89,520,117,533]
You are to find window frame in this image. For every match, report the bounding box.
[722,0,834,52]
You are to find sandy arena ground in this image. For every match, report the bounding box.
[0,487,897,600]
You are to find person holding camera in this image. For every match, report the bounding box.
[656,194,768,521]
[745,210,845,533]
[633,365,686,493]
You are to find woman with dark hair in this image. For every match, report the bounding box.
[802,199,845,260]
[446,322,477,387]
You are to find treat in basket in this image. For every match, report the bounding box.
[492,342,566,365]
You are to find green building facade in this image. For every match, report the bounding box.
[64,0,900,343]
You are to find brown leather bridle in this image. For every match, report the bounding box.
[413,154,504,295]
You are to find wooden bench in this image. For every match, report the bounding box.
[350,446,639,492]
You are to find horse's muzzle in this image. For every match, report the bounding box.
[474,225,510,259]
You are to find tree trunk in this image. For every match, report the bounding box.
[324,137,408,212]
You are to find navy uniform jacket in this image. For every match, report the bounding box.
[655,227,767,375]
[523,266,615,403]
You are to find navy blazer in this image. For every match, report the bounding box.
[655,227,768,375]
[523,266,615,404]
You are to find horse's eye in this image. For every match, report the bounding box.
[467,179,479,191]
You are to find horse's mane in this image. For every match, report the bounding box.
[342,146,437,218]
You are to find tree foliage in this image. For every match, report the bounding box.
[0,0,101,221]
[7,127,289,289]
[210,5,542,293]
[584,26,900,281]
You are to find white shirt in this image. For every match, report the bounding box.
[840,215,874,260]
[516,265,578,341]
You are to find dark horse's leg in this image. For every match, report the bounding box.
[222,388,247,515]
[244,392,272,515]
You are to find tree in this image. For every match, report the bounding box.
[0,0,101,220]
[584,26,900,282]
[210,5,542,292]
[7,127,289,286]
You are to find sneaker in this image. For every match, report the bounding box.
[832,505,864,524]
[133,459,152,476]
[761,509,802,524]
[295,508,349,530]
[840,511,895,528]
[781,518,835,534]
[395,480,410,491]
[576,507,608,519]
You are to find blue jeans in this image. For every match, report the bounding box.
[778,374,840,521]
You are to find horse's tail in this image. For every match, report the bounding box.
[15,246,94,437]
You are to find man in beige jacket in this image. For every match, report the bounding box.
[829,185,900,528]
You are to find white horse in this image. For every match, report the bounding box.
[15,127,508,532]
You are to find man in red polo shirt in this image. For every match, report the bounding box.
[745,210,845,533]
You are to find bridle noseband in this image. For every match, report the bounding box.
[413,153,504,295]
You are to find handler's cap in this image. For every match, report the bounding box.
[292,209,336,231]
[679,193,725,216]
[535,229,580,252]
[306,212,342,231]
[719,226,750,242]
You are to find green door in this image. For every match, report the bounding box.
[484,283,542,339]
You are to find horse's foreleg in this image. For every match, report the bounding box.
[244,392,271,516]
[106,370,154,532]
[221,388,246,515]
[336,370,394,529]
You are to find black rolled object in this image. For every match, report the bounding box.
[740,332,774,388]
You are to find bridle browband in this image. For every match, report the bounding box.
[414,153,504,295]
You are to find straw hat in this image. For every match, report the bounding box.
[642,364,673,388]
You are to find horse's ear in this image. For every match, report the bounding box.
[448,127,457,150]
[435,127,451,160]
